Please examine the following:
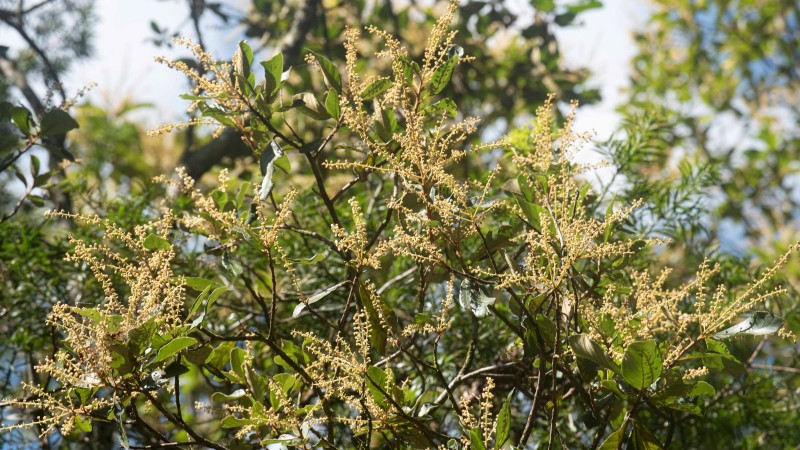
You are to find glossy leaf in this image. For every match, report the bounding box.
[713,311,784,339]
[569,334,622,375]
[292,280,348,317]
[361,78,392,101]
[259,140,283,200]
[153,337,197,364]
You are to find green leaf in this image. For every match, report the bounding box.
[235,41,255,96]
[127,316,158,356]
[598,422,627,450]
[713,311,784,339]
[567,0,603,15]
[425,98,457,117]
[290,253,326,265]
[429,53,457,95]
[30,155,40,177]
[259,140,283,201]
[360,78,392,101]
[152,337,197,364]
[184,277,216,291]
[569,334,622,375]
[633,422,663,450]
[495,390,513,448]
[235,181,251,209]
[599,380,628,399]
[652,380,715,403]
[366,366,388,407]
[273,373,301,396]
[621,339,662,389]
[212,388,248,403]
[206,341,235,370]
[531,0,556,12]
[73,415,92,433]
[359,282,394,355]
[221,251,243,277]
[74,387,97,406]
[10,106,33,135]
[261,52,284,100]
[534,314,557,346]
[293,92,331,120]
[293,280,348,317]
[704,338,738,360]
[469,427,486,450]
[230,347,247,382]
[142,234,171,251]
[27,195,45,207]
[555,12,577,26]
[325,89,341,119]
[185,345,212,365]
[109,343,134,376]
[164,360,190,377]
[39,109,79,136]
[309,50,342,93]
[221,415,251,428]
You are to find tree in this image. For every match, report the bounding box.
[602,0,800,447]
[2,1,800,448]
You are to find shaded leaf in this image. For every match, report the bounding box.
[261,52,284,100]
[598,423,627,450]
[633,421,664,450]
[366,366,388,407]
[40,109,79,136]
[309,50,342,92]
[325,89,341,119]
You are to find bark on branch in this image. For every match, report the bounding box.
[176,0,322,179]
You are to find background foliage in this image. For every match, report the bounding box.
[1,0,800,449]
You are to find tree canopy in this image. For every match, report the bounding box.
[1,1,800,449]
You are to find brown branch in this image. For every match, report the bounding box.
[0,9,66,102]
[179,129,251,180]
[175,0,322,180]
